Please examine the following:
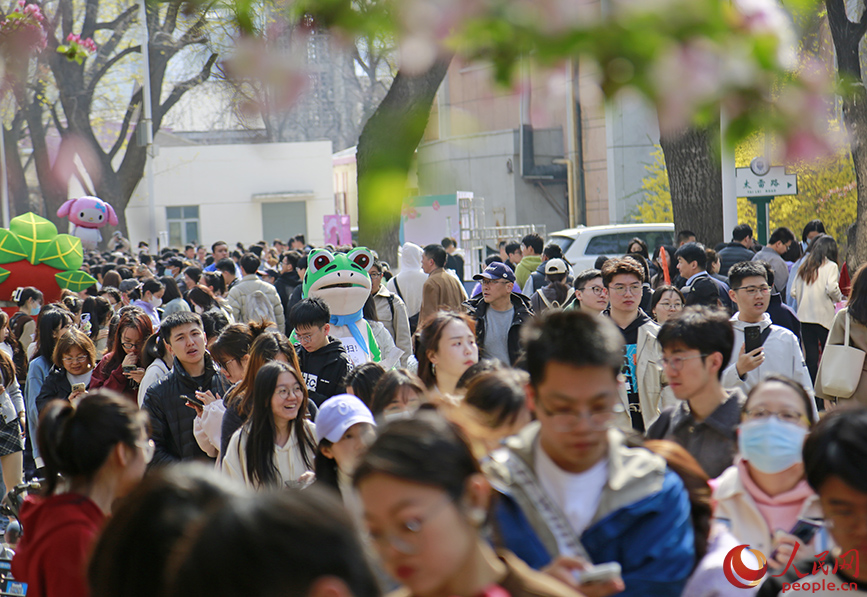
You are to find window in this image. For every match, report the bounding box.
[166,206,199,248]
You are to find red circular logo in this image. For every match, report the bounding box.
[723,544,769,588]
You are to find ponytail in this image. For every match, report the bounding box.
[128,279,163,302]
[38,392,148,496]
[12,286,43,307]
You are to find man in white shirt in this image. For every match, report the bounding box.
[721,261,819,415]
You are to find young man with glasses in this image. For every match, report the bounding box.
[483,310,695,597]
[646,307,744,478]
[463,262,533,366]
[720,261,817,415]
[289,297,352,406]
[142,312,230,465]
[601,257,674,431]
[566,268,608,314]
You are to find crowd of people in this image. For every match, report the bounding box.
[0,223,865,597]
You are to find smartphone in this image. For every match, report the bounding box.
[183,394,205,408]
[71,383,86,393]
[577,562,622,585]
[744,325,763,353]
[80,313,90,327]
[789,518,822,544]
[122,365,136,373]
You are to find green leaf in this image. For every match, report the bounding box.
[0,229,28,264]
[40,234,84,271]
[0,267,9,285]
[55,270,97,292]
[10,213,57,265]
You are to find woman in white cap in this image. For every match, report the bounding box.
[313,394,377,525]
[530,258,570,314]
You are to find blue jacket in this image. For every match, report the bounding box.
[484,423,695,597]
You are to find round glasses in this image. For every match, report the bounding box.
[535,398,624,431]
[62,355,89,364]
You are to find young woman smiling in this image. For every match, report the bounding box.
[90,309,153,403]
[222,361,316,490]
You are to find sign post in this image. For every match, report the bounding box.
[735,157,798,245]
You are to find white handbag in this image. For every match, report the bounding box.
[817,313,866,398]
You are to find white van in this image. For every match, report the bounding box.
[547,223,675,272]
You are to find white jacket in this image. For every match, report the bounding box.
[138,358,171,408]
[387,243,427,317]
[193,399,225,458]
[790,259,842,329]
[226,274,285,330]
[222,420,316,490]
[722,313,818,420]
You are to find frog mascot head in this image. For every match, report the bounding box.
[301,247,380,364]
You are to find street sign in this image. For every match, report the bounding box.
[735,166,797,198]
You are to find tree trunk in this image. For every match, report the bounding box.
[356,56,452,265]
[826,0,867,269]
[659,124,724,248]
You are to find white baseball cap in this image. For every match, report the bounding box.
[314,394,376,444]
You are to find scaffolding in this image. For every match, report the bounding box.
[458,195,546,280]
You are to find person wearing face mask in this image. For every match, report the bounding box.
[712,376,826,570]
[128,279,165,332]
[10,286,44,356]
[312,394,376,527]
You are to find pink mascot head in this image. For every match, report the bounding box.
[57,196,118,229]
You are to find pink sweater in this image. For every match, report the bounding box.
[737,459,815,534]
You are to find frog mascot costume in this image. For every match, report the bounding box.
[301,247,380,366]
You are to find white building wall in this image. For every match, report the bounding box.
[126,141,334,249]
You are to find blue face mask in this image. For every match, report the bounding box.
[738,417,808,474]
[30,304,41,316]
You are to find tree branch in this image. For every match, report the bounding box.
[49,102,66,135]
[156,53,218,121]
[162,1,180,35]
[86,8,140,87]
[87,45,141,96]
[81,0,100,39]
[109,89,143,161]
[94,5,138,31]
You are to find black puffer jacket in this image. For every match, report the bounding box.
[35,368,75,414]
[463,293,534,366]
[143,354,230,466]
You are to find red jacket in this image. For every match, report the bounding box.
[90,353,137,403]
[11,493,105,597]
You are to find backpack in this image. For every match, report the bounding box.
[536,290,561,311]
[242,289,277,325]
[10,312,32,343]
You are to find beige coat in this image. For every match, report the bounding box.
[790,259,842,329]
[815,307,867,405]
[419,268,468,326]
[615,320,677,430]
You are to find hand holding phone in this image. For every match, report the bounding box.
[71,383,86,393]
[744,325,763,353]
[182,394,206,408]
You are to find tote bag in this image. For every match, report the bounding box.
[817,313,866,398]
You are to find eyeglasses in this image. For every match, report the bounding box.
[735,285,772,297]
[743,407,810,427]
[535,398,624,432]
[609,283,642,296]
[136,439,155,464]
[369,272,383,278]
[121,341,140,350]
[62,355,89,364]
[274,385,303,399]
[661,353,708,372]
[369,498,454,555]
[579,285,606,296]
[480,279,511,287]
[656,301,683,311]
[216,358,237,371]
[296,329,323,343]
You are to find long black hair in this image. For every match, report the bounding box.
[848,263,867,326]
[244,361,316,487]
[38,391,148,495]
[34,306,73,363]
